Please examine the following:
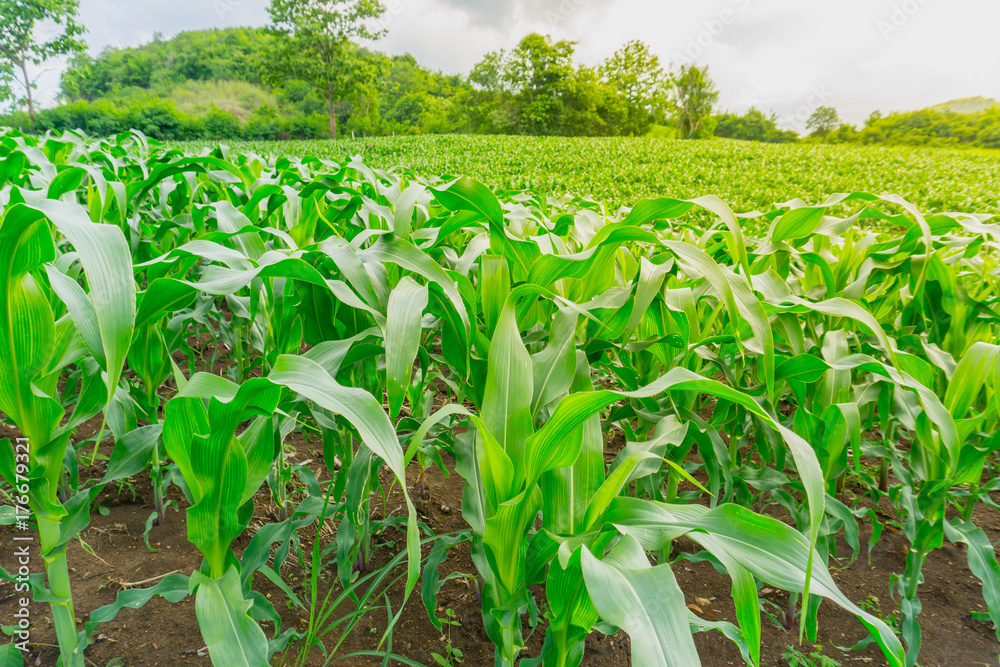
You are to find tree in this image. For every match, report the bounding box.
[561,66,628,137]
[261,0,386,139]
[467,34,577,136]
[469,50,508,94]
[671,63,718,139]
[505,33,576,135]
[600,40,668,135]
[807,106,840,139]
[467,50,515,133]
[0,0,85,125]
[715,108,798,143]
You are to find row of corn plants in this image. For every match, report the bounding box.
[0,128,997,667]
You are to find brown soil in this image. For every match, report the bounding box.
[2,420,999,667]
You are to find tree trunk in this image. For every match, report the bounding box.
[19,59,35,126]
[328,98,338,141]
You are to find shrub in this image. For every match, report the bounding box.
[203,105,242,139]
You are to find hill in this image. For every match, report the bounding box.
[3,27,998,149]
[932,97,998,114]
[169,80,276,123]
[52,27,475,140]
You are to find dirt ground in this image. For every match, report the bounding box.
[2,415,999,667]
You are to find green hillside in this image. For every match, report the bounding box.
[169,80,277,122]
[2,27,998,149]
[932,97,999,114]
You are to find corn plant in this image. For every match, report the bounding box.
[3,128,999,667]
[0,198,134,666]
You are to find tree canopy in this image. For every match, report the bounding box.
[671,64,718,139]
[261,0,387,139]
[807,106,840,138]
[0,0,85,124]
[715,108,797,143]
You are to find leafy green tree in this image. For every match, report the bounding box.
[261,0,386,139]
[826,123,860,144]
[600,40,668,135]
[505,33,576,135]
[380,53,470,134]
[470,34,625,137]
[467,50,516,133]
[858,106,999,147]
[980,122,1000,149]
[715,107,798,143]
[806,106,840,139]
[560,67,612,136]
[671,63,718,139]
[470,50,508,94]
[0,0,85,125]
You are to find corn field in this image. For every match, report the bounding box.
[0,128,998,667]
[180,134,1000,216]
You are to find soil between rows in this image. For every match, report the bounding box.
[1,415,999,667]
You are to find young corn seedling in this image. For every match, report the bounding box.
[0,198,135,667]
[409,285,906,666]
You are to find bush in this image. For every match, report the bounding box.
[0,111,32,131]
[131,99,190,139]
[284,113,329,140]
[243,105,283,140]
[715,109,798,143]
[25,96,335,141]
[978,123,1000,149]
[203,105,242,139]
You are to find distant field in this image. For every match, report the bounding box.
[178,135,1000,215]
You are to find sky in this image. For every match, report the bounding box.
[28,0,1000,131]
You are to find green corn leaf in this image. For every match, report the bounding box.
[386,276,428,420]
[214,201,266,262]
[481,294,534,474]
[392,182,423,240]
[432,175,503,226]
[84,573,190,639]
[694,532,761,667]
[582,451,662,530]
[945,343,998,418]
[541,351,604,536]
[663,239,774,398]
[580,535,700,666]
[192,568,269,667]
[480,254,510,339]
[163,376,283,577]
[771,206,826,244]
[689,194,753,288]
[268,354,421,598]
[530,307,579,418]
[544,546,599,666]
[624,256,673,341]
[135,278,199,331]
[101,424,162,485]
[944,519,1000,645]
[364,235,470,335]
[597,499,904,666]
[23,199,135,404]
